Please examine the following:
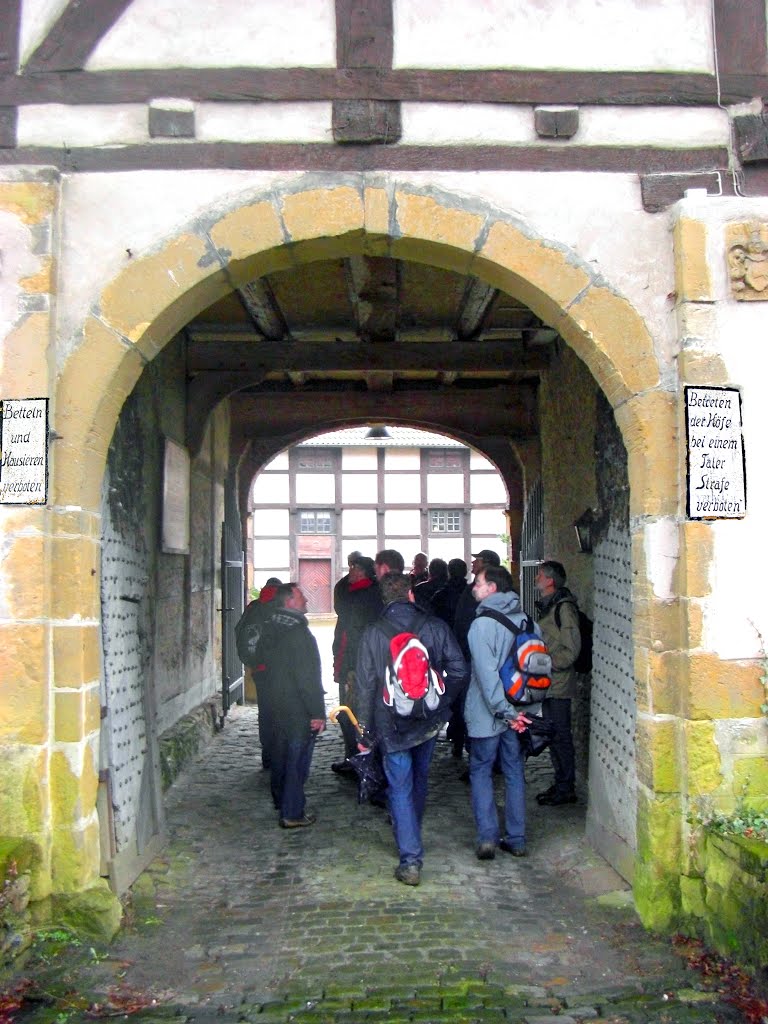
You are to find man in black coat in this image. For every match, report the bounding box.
[255,583,326,828]
[356,573,467,886]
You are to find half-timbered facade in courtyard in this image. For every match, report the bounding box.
[1,0,767,953]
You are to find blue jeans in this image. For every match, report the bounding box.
[383,736,438,867]
[271,732,316,820]
[469,730,525,847]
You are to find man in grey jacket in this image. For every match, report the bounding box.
[465,565,532,860]
[534,560,581,806]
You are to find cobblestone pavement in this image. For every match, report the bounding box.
[2,624,747,1022]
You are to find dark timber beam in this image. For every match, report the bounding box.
[0,1,20,74]
[3,69,766,107]
[336,0,393,69]
[229,386,538,443]
[186,339,550,373]
[344,256,399,342]
[456,278,499,340]
[714,0,767,76]
[0,143,731,175]
[23,0,134,72]
[237,278,288,341]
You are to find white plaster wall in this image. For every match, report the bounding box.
[677,194,768,660]
[87,0,336,70]
[401,104,729,148]
[393,0,713,72]
[17,105,149,147]
[19,0,68,66]
[401,105,532,146]
[196,103,332,143]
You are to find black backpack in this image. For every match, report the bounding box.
[554,601,593,674]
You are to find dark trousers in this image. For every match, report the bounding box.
[270,731,316,820]
[542,698,576,796]
[253,668,273,768]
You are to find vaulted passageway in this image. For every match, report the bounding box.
[50,180,681,931]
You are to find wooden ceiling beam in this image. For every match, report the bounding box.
[456,277,499,339]
[187,339,549,373]
[237,278,288,340]
[229,386,538,444]
[344,255,399,342]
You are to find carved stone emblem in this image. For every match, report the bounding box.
[727,223,768,300]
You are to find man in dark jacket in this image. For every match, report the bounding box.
[255,583,327,828]
[431,558,468,627]
[356,573,467,886]
[333,555,382,706]
[534,560,582,806]
[235,577,282,768]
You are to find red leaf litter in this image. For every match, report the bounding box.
[673,935,768,1023]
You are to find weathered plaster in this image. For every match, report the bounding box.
[400,105,729,148]
[196,103,333,144]
[17,105,150,147]
[393,0,713,72]
[87,0,336,70]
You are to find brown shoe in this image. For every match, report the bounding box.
[279,813,316,829]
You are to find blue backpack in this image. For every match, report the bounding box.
[478,608,552,705]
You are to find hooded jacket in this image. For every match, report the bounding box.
[254,608,326,738]
[465,589,541,738]
[355,600,468,753]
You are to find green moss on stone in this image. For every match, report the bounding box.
[732,757,768,807]
[50,879,122,941]
[679,875,706,919]
[685,720,722,794]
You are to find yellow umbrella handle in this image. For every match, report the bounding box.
[329,704,362,734]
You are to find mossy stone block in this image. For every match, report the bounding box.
[50,879,122,941]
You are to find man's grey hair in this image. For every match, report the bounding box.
[539,560,566,589]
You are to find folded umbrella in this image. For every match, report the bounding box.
[329,706,387,805]
[518,714,557,759]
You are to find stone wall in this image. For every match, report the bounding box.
[682,831,768,969]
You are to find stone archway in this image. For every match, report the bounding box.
[47,177,684,928]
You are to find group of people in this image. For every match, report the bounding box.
[236,547,585,887]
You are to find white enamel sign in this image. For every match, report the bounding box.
[0,398,48,505]
[685,386,746,520]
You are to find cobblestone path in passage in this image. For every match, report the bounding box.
[9,696,741,1024]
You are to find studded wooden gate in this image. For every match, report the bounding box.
[99,464,165,894]
[586,520,636,879]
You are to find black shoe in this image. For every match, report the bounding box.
[279,813,316,829]
[538,791,577,806]
[459,768,470,783]
[499,840,527,857]
[394,864,421,886]
[331,760,356,776]
[535,786,556,805]
[476,842,496,861]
